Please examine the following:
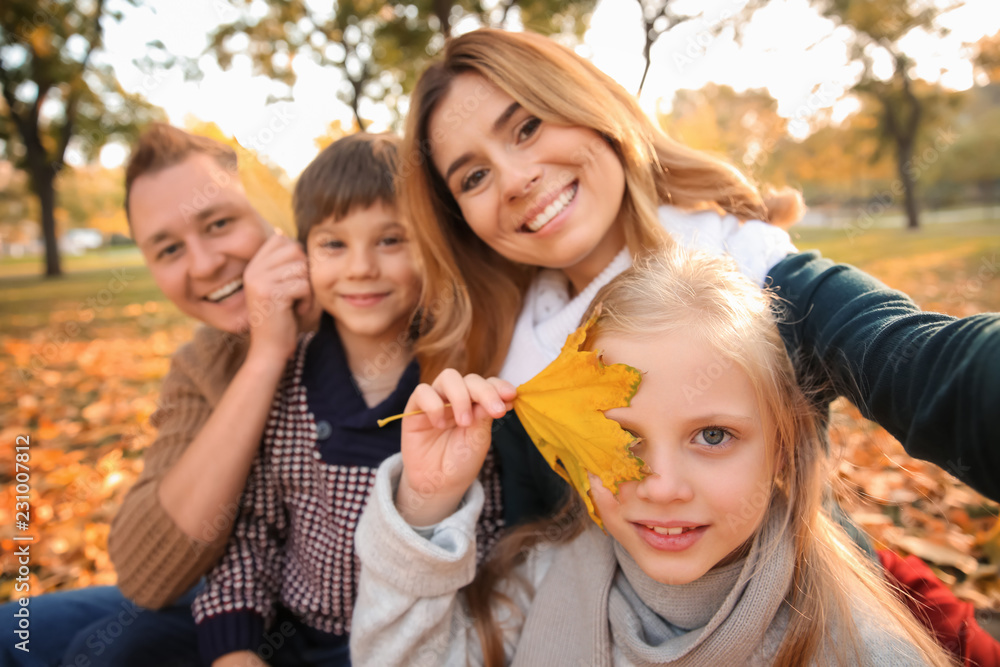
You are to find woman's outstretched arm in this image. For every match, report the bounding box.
[768,250,1000,500]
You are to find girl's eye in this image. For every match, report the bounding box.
[460,168,488,193]
[518,116,541,142]
[695,427,733,447]
[321,239,345,250]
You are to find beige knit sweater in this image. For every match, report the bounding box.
[108,325,248,609]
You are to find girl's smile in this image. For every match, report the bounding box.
[428,73,627,292]
[632,522,709,552]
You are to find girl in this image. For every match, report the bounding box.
[400,28,1000,512]
[350,249,953,666]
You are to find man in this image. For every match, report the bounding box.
[2,124,314,666]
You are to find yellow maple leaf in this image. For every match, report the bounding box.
[514,312,645,529]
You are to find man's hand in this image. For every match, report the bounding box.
[242,231,313,361]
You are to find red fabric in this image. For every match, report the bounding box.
[879,549,1000,667]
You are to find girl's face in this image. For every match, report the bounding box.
[591,329,772,586]
[427,73,627,292]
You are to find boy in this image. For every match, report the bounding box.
[191,133,504,667]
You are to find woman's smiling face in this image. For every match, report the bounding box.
[427,73,628,292]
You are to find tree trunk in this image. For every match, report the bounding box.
[897,140,920,230]
[36,168,62,277]
[434,0,451,37]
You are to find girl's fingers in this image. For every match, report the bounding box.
[407,383,449,429]
[465,374,511,419]
[486,377,517,408]
[432,370,475,427]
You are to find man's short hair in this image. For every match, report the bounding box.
[124,123,238,227]
[293,133,401,244]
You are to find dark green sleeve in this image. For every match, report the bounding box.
[768,251,1000,501]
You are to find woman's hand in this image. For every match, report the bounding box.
[396,370,515,526]
[242,231,314,362]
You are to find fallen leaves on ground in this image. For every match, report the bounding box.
[830,399,1000,610]
[0,305,196,600]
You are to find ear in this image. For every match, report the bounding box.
[771,441,790,494]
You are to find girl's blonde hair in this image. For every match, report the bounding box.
[401,28,804,380]
[466,248,952,667]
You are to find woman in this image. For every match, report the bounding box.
[387,28,999,663]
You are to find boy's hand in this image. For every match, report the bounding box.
[396,370,515,527]
[243,232,313,362]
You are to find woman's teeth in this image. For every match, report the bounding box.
[524,184,578,232]
[650,526,696,536]
[205,278,244,302]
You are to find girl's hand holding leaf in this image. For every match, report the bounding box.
[396,370,515,527]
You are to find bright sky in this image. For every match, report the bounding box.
[95,0,1000,176]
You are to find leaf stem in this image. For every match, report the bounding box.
[377,403,453,428]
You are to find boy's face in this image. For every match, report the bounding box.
[306,201,421,350]
[130,153,272,333]
[589,329,772,586]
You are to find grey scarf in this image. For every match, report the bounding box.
[511,510,794,666]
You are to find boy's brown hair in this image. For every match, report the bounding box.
[124,123,238,227]
[293,132,401,244]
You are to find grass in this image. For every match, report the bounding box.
[789,220,1000,315]
[0,247,189,337]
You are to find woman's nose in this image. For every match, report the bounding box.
[500,156,542,203]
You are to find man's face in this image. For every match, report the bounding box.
[129,153,271,333]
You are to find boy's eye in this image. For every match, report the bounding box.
[517,116,541,142]
[460,168,488,193]
[321,239,345,250]
[695,427,733,447]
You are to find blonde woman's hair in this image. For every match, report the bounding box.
[465,248,952,667]
[401,28,804,380]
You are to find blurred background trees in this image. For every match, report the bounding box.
[1,0,998,276]
[0,0,163,276]
[203,0,596,130]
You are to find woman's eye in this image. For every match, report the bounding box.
[460,168,487,192]
[695,427,733,447]
[517,117,541,141]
